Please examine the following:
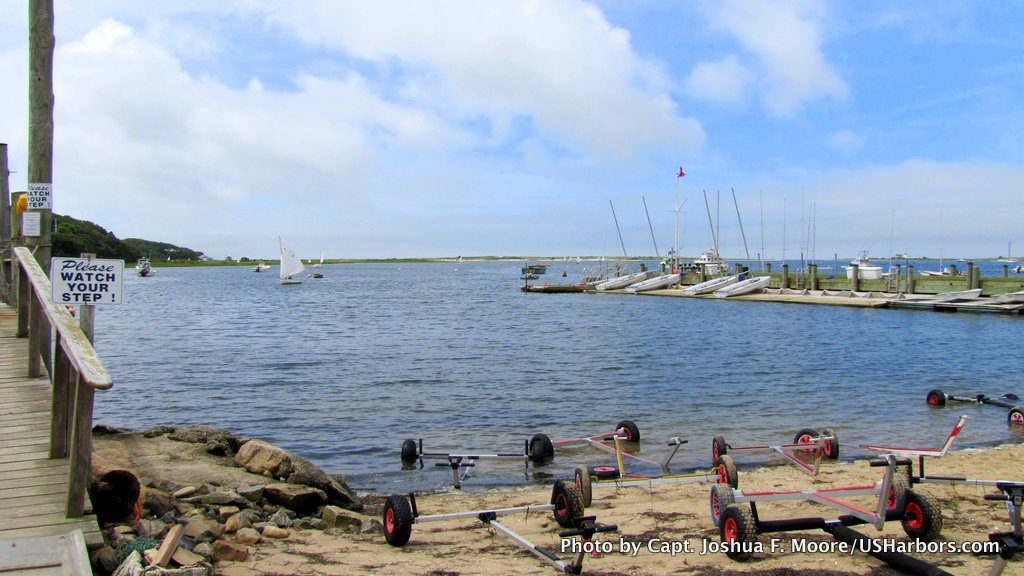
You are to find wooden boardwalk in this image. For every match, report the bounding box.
[0,304,102,549]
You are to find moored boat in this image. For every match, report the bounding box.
[625,273,680,293]
[682,274,738,295]
[136,258,154,277]
[712,275,771,298]
[594,271,647,291]
[843,251,883,280]
[933,288,982,302]
[991,290,1024,304]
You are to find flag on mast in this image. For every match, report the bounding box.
[677,167,686,178]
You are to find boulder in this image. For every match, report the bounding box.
[320,506,362,532]
[263,484,326,514]
[199,491,250,508]
[236,485,264,502]
[183,518,224,541]
[137,518,168,539]
[169,426,247,454]
[235,440,361,510]
[268,509,293,528]
[261,525,290,539]
[173,486,197,499]
[192,542,214,559]
[212,539,248,562]
[218,506,240,522]
[143,488,176,517]
[234,527,261,545]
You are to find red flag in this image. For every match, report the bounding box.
[677,167,686,178]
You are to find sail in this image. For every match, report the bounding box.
[279,237,306,279]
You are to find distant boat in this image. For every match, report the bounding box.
[455,255,463,271]
[843,251,883,280]
[594,271,647,291]
[136,258,154,277]
[682,275,738,295]
[933,288,982,302]
[279,237,305,285]
[688,249,728,276]
[310,250,324,278]
[625,273,680,293]
[252,261,270,272]
[996,240,1018,263]
[713,276,771,298]
[991,290,1024,304]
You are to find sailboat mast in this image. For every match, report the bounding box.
[642,196,659,258]
[703,190,718,255]
[609,200,628,259]
[731,188,751,265]
[759,191,765,271]
[782,198,787,264]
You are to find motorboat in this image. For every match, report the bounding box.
[712,275,771,298]
[843,251,883,280]
[688,249,728,276]
[682,275,738,295]
[933,288,982,302]
[625,273,680,293]
[252,261,270,272]
[594,271,647,291]
[136,258,154,277]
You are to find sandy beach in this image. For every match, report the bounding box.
[93,428,1022,576]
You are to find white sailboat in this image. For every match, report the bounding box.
[996,241,1017,263]
[279,237,305,285]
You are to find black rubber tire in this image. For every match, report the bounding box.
[551,480,585,528]
[574,466,593,507]
[616,420,641,442]
[712,435,728,465]
[400,439,418,463]
[821,428,840,460]
[529,433,555,463]
[793,428,818,446]
[590,465,621,480]
[926,389,947,407]
[719,504,758,560]
[1008,406,1024,427]
[716,454,739,488]
[383,494,414,546]
[902,490,943,542]
[887,472,910,514]
[709,483,736,527]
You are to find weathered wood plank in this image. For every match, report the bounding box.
[0,473,64,491]
[0,432,52,449]
[0,458,66,472]
[0,422,50,435]
[0,451,52,464]
[0,483,65,499]
[0,467,65,484]
[0,493,64,511]
[0,443,50,456]
[0,501,66,517]
[0,522,102,547]
[0,511,100,532]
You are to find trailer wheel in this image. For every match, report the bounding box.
[926,389,946,407]
[821,428,840,460]
[616,420,641,442]
[716,454,739,488]
[383,494,414,546]
[574,466,593,507]
[793,428,818,446]
[529,433,555,463]
[590,466,621,480]
[709,484,736,527]
[1008,406,1024,427]
[902,491,943,542]
[887,472,910,514]
[551,480,585,528]
[719,504,758,560]
[712,435,728,465]
[400,439,418,463]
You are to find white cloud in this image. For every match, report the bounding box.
[826,129,863,152]
[703,0,847,116]
[684,54,753,104]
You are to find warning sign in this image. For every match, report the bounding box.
[27,183,52,210]
[50,257,124,305]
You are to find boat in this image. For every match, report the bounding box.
[1015,265,1023,274]
[136,258,154,277]
[520,273,539,280]
[625,273,680,293]
[843,251,884,280]
[278,237,305,285]
[920,266,963,277]
[252,261,270,272]
[991,290,1024,304]
[682,275,738,295]
[712,275,771,298]
[688,249,728,276]
[996,241,1018,263]
[454,255,463,271]
[310,251,324,278]
[521,263,548,275]
[933,288,982,302]
[594,271,647,291]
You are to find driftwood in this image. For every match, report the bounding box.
[90,454,142,525]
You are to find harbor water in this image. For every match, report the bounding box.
[93,260,1023,494]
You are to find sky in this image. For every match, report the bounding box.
[1,0,1022,260]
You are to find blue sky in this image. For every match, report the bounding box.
[1,1,1021,259]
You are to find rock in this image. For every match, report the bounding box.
[212,539,248,562]
[269,509,293,528]
[200,491,249,508]
[192,542,214,559]
[293,517,326,530]
[261,525,290,539]
[173,486,198,499]
[361,518,384,535]
[218,506,240,522]
[205,439,234,456]
[91,546,120,573]
[224,510,260,533]
[234,527,262,544]
[263,484,326,514]
[111,524,136,536]
[236,485,264,502]
[142,425,175,437]
[183,518,224,540]
[137,518,168,539]
[143,488,176,517]
[171,547,207,567]
[321,506,362,532]
[169,425,246,453]
[235,440,361,510]
[112,550,143,576]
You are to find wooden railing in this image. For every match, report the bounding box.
[12,246,112,517]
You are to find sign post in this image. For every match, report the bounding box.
[50,256,124,308]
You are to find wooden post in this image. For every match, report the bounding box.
[28,0,54,275]
[765,262,772,274]
[50,334,69,458]
[17,264,29,337]
[949,264,958,277]
[0,143,10,304]
[66,373,94,517]
[1004,265,1010,278]
[972,265,981,293]
[781,264,789,289]
[27,286,42,377]
[699,264,706,283]
[79,253,95,342]
[809,264,818,290]
[966,262,975,289]
[850,264,860,292]
[907,264,915,294]
[894,264,902,293]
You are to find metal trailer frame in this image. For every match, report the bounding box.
[925,388,1024,426]
[551,419,665,467]
[711,427,840,476]
[573,435,739,507]
[708,455,952,575]
[382,480,617,575]
[982,484,1023,576]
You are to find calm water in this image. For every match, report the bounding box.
[92,260,1023,494]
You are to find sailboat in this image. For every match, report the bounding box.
[454,255,462,271]
[996,241,1017,263]
[279,237,305,285]
[310,250,324,278]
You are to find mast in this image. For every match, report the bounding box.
[759,190,765,272]
[731,188,751,265]
[642,196,659,258]
[782,197,787,264]
[609,200,628,259]
[703,190,718,256]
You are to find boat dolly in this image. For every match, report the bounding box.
[573,434,738,507]
[400,433,555,489]
[383,480,617,575]
[926,388,1023,426]
[711,427,839,476]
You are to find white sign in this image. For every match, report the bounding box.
[50,258,124,305]
[27,183,52,210]
[22,212,41,237]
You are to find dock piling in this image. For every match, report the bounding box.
[907,265,915,294]
[850,264,860,292]
[782,264,790,289]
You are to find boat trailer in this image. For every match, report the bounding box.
[926,388,1023,426]
[400,433,555,489]
[573,434,738,507]
[711,427,839,476]
[383,480,617,574]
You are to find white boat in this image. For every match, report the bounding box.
[279,237,305,285]
[625,274,680,293]
[682,275,738,295]
[690,249,728,276]
[991,290,1024,304]
[136,258,154,277]
[252,261,270,272]
[843,251,884,280]
[933,288,982,302]
[713,275,771,298]
[996,240,1018,263]
[310,250,325,278]
[594,271,647,291]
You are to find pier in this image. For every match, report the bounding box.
[0,247,111,572]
